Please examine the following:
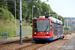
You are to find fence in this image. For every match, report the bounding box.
[0,32,7,39]
[64,28,69,34]
[16,26,32,36]
[0,19,32,38]
[0,26,32,39]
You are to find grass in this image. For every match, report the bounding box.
[64,43,66,45]
[0,22,32,38]
[57,48,59,50]
[16,19,32,26]
[64,41,67,45]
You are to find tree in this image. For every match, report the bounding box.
[22,1,28,20]
[0,1,8,10]
[0,8,14,21]
[41,2,53,15]
[7,1,15,17]
[16,1,28,20]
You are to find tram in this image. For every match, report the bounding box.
[32,15,63,42]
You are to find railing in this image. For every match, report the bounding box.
[0,32,7,39]
[16,27,32,36]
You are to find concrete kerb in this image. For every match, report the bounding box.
[60,36,75,50]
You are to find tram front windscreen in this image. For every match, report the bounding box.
[33,19,49,31]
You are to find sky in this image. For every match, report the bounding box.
[41,0,75,17]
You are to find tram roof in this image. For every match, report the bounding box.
[50,17,63,24]
[38,15,63,24]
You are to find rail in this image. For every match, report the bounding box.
[0,32,7,39]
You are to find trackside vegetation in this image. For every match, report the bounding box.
[0,0,64,38]
[0,8,14,22]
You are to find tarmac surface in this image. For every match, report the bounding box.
[60,33,75,50]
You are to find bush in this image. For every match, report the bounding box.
[0,8,14,22]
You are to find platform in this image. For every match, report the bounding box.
[60,34,75,50]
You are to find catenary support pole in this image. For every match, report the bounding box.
[49,9,50,16]
[20,0,22,44]
[32,6,33,19]
[67,19,68,34]
[15,0,16,37]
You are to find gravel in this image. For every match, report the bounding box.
[0,39,68,50]
[36,39,68,50]
[0,40,34,50]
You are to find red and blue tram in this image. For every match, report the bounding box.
[32,15,63,42]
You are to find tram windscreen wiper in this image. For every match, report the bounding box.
[44,24,48,32]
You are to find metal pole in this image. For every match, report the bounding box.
[44,12,46,15]
[15,0,16,37]
[32,6,33,19]
[11,25,12,39]
[65,20,67,39]
[32,5,35,19]
[67,19,68,34]
[7,27,8,34]
[18,27,19,36]
[47,0,49,1]
[64,19,66,39]
[6,32,7,39]
[37,8,38,17]
[37,8,39,17]
[64,19,65,34]
[57,14,58,38]
[17,27,19,36]
[7,27,8,39]
[20,0,22,44]
[24,27,25,36]
[22,27,24,36]
[60,18,62,37]
[25,29,27,36]
[49,9,50,16]
[57,14,58,19]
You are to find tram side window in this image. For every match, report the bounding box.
[58,24,61,31]
[52,22,54,30]
[51,22,62,32]
[61,26,63,31]
[51,22,55,31]
[57,24,59,31]
[54,23,57,31]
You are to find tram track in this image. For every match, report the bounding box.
[15,43,47,50]
[16,43,36,50]
[0,38,33,48]
[32,43,49,50]
[15,39,58,50]
[0,34,70,50]
[0,30,74,50]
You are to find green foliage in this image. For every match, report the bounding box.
[0,1,64,23]
[0,0,65,38]
[64,25,69,30]
[0,8,14,22]
[7,1,15,18]
[41,2,53,14]
[14,1,29,19]
[58,15,64,23]
[0,1,8,10]
[27,1,43,18]
[22,1,28,19]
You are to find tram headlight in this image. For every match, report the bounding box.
[46,32,49,34]
[34,32,36,34]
